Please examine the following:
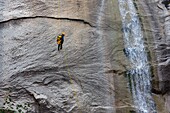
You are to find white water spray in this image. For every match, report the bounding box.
[118,0,157,112]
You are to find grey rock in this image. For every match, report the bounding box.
[138,0,170,112]
[0,0,129,113]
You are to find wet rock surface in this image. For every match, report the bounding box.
[136,0,170,112]
[0,0,132,113]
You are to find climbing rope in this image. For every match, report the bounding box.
[58,0,82,112]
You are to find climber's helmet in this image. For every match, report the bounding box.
[62,32,65,35]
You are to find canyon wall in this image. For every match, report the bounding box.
[0,0,131,113]
[136,0,170,112]
[0,0,169,113]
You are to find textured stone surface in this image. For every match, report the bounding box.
[1,0,169,113]
[136,0,170,112]
[0,0,132,113]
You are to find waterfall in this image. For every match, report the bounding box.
[118,0,157,112]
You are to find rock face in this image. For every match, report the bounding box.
[0,0,169,113]
[0,0,131,113]
[135,0,170,112]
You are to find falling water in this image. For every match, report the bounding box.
[118,0,157,112]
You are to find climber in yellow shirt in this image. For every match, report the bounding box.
[57,32,65,51]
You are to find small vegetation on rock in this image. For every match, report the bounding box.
[0,93,31,113]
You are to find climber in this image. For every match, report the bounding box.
[56,32,65,51]
[57,35,62,51]
[60,32,65,50]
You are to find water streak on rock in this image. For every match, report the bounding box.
[118,0,157,112]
